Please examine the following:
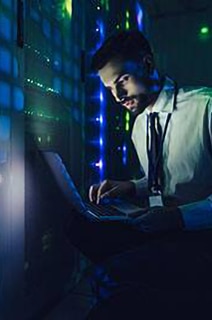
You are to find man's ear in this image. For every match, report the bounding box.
[142,54,154,75]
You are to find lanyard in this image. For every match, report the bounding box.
[146,83,178,194]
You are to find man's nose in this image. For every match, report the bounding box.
[113,86,127,102]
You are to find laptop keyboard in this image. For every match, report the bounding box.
[86,202,125,217]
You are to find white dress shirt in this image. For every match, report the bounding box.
[131,77,212,230]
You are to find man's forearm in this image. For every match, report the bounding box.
[130,177,148,198]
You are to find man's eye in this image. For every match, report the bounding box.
[124,75,130,80]
[120,75,130,83]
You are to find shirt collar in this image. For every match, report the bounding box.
[145,77,176,115]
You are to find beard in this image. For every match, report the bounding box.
[125,93,152,117]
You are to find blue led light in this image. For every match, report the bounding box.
[100,91,104,102]
[53,77,61,93]
[0,47,11,74]
[136,2,144,31]
[0,14,12,41]
[53,52,62,71]
[30,9,40,22]
[0,82,10,108]
[54,27,62,46]
[0,116,10,141]
[42,19,51,38]
[73,107,81,123]
[89,19,106,180]
[95,159,103,169]
[13,57,18,78]
[99,21,104,38]
[13,87,24,111]
[74,87,79,102]
[63,82,71,99]
[64,60,72,76]
[99,115,103,124]
[99,137,103,147]
[122,143,127,165]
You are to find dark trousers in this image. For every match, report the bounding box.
[67,215,212,318]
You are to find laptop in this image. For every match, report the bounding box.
[42,151,144,222]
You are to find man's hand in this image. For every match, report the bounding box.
[130,206,184,233]
[89,180,136,204]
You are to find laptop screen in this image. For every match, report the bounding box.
[42,151,87,215]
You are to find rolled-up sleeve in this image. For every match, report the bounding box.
[130,177,148,197]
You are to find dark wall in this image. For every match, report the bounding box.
[144,1,212,86]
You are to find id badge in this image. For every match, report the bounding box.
[149,193,163,207]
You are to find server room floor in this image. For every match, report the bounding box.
[44,275,96,320]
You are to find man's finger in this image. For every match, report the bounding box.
[89,184,98,202]
[100,185,120,200]
[97,180,110,204]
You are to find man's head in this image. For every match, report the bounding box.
[91,30,162,116]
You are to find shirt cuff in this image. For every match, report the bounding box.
[179,196,212,230]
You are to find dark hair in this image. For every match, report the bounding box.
[91,30,153,71]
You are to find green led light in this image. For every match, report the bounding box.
[38,136,42,143]
[125,123,130,132]
[47,135,51,142]
[26,78,59,95]
[125,112,130,122]
[126,10,130,19]
[200,26,209,34]
[105,0,109,11]
[65,0,72,17]
[116,24,120,30]
[125,21,130,30]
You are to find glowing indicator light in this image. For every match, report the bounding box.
[100,91,104,102]
[122,143,127,165]
[116,24,120,30]
[126,11,130,18]
[125,122,130,131]
[99,115,103,124]
[97,6,101,10]
[95,160,103,169]
[136,2,143,30]
[125,21,130,30]
[105,0,109,11]
[125,112,130,121]
[47,135,51,142]
[99,138,103,146]
[200,26,209,34]
[65,0,73,17]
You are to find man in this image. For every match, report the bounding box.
[89,29,212,233]
[84,30,212,318]
[58,29,212,317]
